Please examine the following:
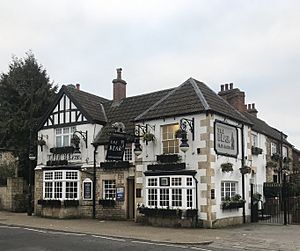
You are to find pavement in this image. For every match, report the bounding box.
[0,211,300,250]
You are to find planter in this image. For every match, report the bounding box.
[143,133,156,143]
[50,146,74,154]
[38,199,61,208]
[46,160,68,166]
[64,200,79,207]
[157,154,180,163]
[99,199,116,207]
[138,207,182,218]
[271,153,280,162]
[251,146,263,155]
[239,166,252,174]
[186,209,198,217]
[221,163,233,172]
[71,135,80,146]
[266,161,278,168]
[37,139,46,151]
[222,201,245,210]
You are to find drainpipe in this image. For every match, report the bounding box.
[241,124,246,223]
[193,175,199,228]
[93,145,98,219]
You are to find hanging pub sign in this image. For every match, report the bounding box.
[214,120,238,157]
[106,133,127,161]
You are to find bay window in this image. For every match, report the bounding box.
[146,176,195,209]
[43,170,80,200]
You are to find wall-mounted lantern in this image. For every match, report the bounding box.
[179,118,194,153]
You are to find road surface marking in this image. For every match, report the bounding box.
[23,227,47,233]
[91,235,126,242]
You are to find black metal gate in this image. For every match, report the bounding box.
[251,173,300,225]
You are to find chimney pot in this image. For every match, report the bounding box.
[252,103,255,109]
[225,84,229,90]
[230,83,233,89]
[76,83,80,90]
[221,85,224,92]
[113,68,127,103]
[248,104,251,109]
[117,68,122,79]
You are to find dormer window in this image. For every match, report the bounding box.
[55,126,76,147]
[162,124,179,154]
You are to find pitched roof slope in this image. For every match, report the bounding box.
[135,78,250,124]
[63,85,109,124]
[242,112,291,145]
[93,88,173,144]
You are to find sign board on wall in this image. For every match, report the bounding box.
[106,133,126,161]
[214,121,238,157]
[83,179,92,200]
[116,187,125,201]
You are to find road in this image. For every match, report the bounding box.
[0,225,236,251]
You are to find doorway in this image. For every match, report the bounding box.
[127,177,135,219]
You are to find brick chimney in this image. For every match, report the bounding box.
[247,103,258,117]
[218,83,246,112]
[112,68,127,103]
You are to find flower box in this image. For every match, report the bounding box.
[239,166,252,174]
[221,194,245,210]
[222,201,245,210]
[50,146,75,154]
[38,199,61,208]
[99,199,116,207]
[251,146,263,155]
[221,163,233,172]
[186,209,198,217]
[64,200,79,207]
[157,154,180,163]
[138,207,182,218]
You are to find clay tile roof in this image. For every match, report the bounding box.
[63,85,109,124]
[135,78,251,125]
[93,88,172,145]
[242,111,292,145]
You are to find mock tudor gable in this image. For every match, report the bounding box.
[39,85,108,130]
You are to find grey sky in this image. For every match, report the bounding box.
[0,0,299,147]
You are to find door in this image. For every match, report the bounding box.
[127,177,135,219]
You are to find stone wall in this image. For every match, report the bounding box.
[0,177,26,212]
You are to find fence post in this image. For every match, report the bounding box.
[250,183,254,222]
[283,173,288,225]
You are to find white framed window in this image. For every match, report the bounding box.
[162,124,179,154]
[271,142,278,155]
[145,176,195,209]
[103,180,116,200]
[251,133,258,147]
[282,146,288,158]
[55,126,76,147]
[124,147,132,161]
[43,170,80,200]
[221,181,238,201]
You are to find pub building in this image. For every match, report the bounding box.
[34,69,293,228]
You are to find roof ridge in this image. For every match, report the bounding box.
[189,78,210,110]
[64,85,109,102]
[134,80,189,121]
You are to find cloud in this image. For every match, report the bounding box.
[0,0,299,146]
